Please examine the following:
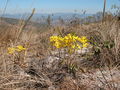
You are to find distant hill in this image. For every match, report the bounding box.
[0,17,50,32]
[1,13,93,20]
[0,12,101,32]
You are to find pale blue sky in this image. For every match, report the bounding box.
[0,0,120,14]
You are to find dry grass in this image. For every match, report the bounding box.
[0,14,120,90]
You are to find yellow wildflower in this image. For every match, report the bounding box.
[49,34,89,53]
[53,41,61,48]
[83,43,89,48]
[71,44,75,49]
[73,35,79,40]
[8,47,15,54]
[16,45,26,52]
[76,44,81,49]
[77,36,87,44]
[50,36,58,42]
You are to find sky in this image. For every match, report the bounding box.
[0,0,120,14]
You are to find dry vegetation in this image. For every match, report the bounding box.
[0,11,120,90]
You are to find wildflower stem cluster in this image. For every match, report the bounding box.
[8,45,26,54]
[50,33,89,53]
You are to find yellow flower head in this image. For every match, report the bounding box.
[50,36,59,42]
[71,44,75,49]
[8,47,15,54]
[77,36,88,44]
[16,45,26,52]
[53,41,62,48]
[76,44,81,49]
[82,43,89,48]
[50,35,64,48]
[73,35,79,40]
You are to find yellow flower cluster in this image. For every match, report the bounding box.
[8,45,26,54]
[50,34,89,51]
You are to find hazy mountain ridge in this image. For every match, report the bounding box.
[1,13,93,20]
